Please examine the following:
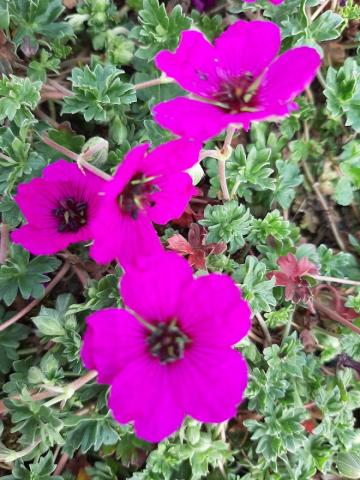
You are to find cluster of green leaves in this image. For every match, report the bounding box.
[4,0,73,51]
[0,245,60,306]
[325,58,360,133]
[241,334,360,478]
[62,64,136,123]
[130,0,191,59]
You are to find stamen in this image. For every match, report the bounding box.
[213,72,259,113]
[147,319,190,364]
[118,173,159,219]
[52,197,88,233]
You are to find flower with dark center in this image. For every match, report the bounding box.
[52,197,88,233]
[212,74,259,113]
[147,319,190,364]
[11,160,105,255]
[90,139,201,268]
[81,252,251,442]
[153,20,321,141]
[119,174,158,220]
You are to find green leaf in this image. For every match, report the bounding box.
[131,0,191,59]
[0,305,29,374]
[0,245,60,305]
[324,58,360,133]
[2,452,63,480]
[62,64,136,123]
[6,390,64,453]
[310,11,344,42]
[8,0,73,49]
[200,201,254,254]
[248,210,298,246]
[63,415,120,456]
[272,160,303,209]
[0,76,41,127]
[265,305,294,329]
[337,451,360,479]
[334,176,354,206]
[233,256,276,314]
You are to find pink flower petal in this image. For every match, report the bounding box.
[175,347,248,422]
[81,309,147,384]
[109,358,185,442]
[179,273,251,347]
[148,172,196,224]
[14,180,59,226]
[214,20,281,79]
[11,224,70,255]
[42,159,78,181]
[140,138,201,175]
[42,159,103,190]
[153,97,230,141]
[120,252,193,322]
[109,143,150,197]
[258,46,321,105]
[90,205,163,267]
[155,30,220,98]
[12,160,106,255]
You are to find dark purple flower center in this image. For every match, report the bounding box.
[212,73,259,113]
[118,173,159,220]
[147,319,190,364]
[52,197,88,233]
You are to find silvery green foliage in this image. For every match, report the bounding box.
[0,0,359,479]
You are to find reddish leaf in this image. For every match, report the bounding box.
[269,254,318,309]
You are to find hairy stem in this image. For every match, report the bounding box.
[255,312,272,345]
[41,134,112,181]
[314,300,360,336]
[0,223,9,264]
[134,76,174,90]
[217,126,236,201]
[0,262,71,333]
[312,274,360,287]
[301,154,346,251]
[0,370,98,415]
[218,158,230,201]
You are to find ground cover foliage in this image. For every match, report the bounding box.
[0,0,359,478]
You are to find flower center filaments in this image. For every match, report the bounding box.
[119,173,159,220]
[52,197,88,233]
[147,319,190,364]
[212,73,259,113]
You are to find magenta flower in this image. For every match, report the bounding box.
[81,252,251,442]
[11,160,105,255]
[90,139,201,267]
[153,20,320,141]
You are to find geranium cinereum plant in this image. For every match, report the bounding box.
[81,252,251,442]
[90,138,201,267]
[153,20,321,141]
[3,1,360,476]
[11,160,106,255]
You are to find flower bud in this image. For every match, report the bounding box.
[81,137,109,166]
